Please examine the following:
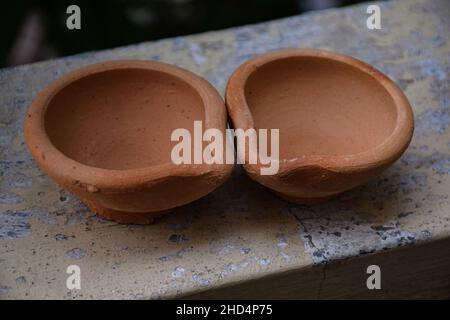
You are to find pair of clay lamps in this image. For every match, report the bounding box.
[24,49,414,224]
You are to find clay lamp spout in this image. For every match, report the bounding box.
[24,61,232,224]
[225,49,414,204]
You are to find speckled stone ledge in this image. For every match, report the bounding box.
[1,0,449,299]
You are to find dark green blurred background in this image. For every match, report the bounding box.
[1,0,365,67]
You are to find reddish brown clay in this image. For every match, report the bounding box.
[226,49,414,204]
[25,60,232,224]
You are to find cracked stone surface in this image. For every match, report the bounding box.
[1,0,449,299]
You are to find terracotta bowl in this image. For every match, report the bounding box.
[226,49,414,204]
[25,60,232,224]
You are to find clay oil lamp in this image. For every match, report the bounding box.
[225,49,414,204]
[24,60,232,224]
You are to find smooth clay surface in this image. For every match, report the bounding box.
[226,49,414,203]
[245,56,397,157]
[25,61,232,224]
[45,68,204,169]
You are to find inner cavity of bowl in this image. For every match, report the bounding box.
[44,68,204,170]
[244,57,397,159]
